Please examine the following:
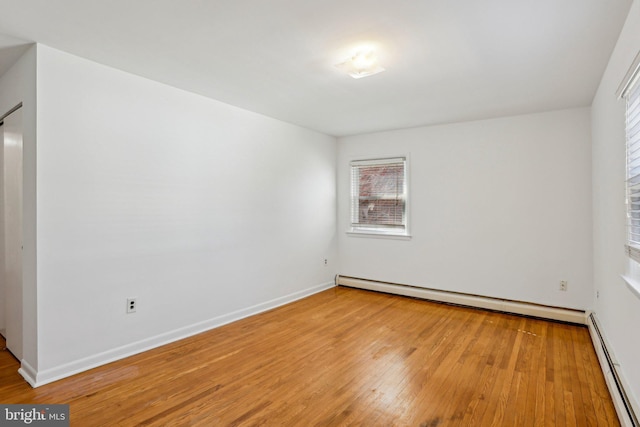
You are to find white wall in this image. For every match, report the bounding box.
[592,0,640,409]
[338,108,593,310]
[33,45,337,383]
[0,45,37,373]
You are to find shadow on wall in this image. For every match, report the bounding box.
[0,43,32,79]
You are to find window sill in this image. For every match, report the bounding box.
[621,275,640,300]
[347,229,412,240]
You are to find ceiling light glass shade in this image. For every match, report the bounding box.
[336,51,385,79]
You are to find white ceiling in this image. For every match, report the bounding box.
[0,0,633,136]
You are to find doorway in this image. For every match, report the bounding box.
[1,105,23,360]
[0,120,3,341]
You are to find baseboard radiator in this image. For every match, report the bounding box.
[336,275,586,324]
[587,313,639,427]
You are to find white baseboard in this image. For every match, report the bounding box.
[587,313,639,427]
[25,281,335,388]
[336,275,586,324]
[18,359,37,387]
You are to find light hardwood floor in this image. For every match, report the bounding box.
[0,287,619,426]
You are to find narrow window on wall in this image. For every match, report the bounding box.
[622,52,640,262]
[349,157,409,237]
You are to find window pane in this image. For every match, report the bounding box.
[627,76,640,250]
[351,158,406,231]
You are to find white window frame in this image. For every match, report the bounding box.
[621,51,640,263]
[347,156,411,239]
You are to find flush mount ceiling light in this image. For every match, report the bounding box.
[336,50,385,79]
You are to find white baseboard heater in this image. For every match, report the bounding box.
[587,313,639,427]
[336,275,586,324]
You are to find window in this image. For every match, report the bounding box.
[349,157,408,236]
[622,52,640,262]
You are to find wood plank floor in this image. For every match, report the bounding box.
[0,287,619,426]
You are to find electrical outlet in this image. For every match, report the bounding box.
[127,298,137,314]
[559,281,568,292]
[324,258,328,266]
